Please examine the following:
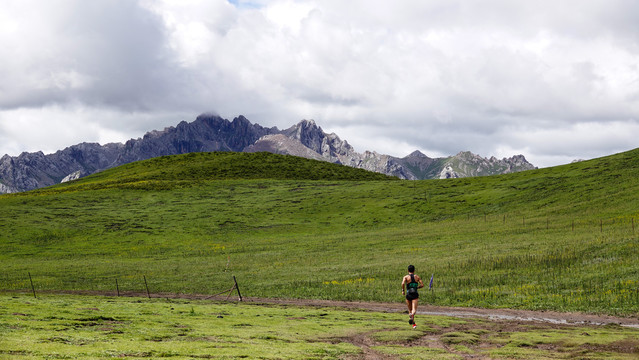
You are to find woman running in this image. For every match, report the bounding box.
[401,264,424,329]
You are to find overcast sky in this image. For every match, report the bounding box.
[1,0,638,168]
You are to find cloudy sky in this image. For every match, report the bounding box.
[1,0,638,168]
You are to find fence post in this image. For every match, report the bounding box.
[28,272,36,299]
[143,275,151,299]
[233,276,243,301]
[115,278,120,297]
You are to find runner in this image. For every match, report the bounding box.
[401,264,424,329]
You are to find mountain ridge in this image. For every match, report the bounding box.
[0,114,536,193]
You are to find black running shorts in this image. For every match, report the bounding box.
[406,292,419,301]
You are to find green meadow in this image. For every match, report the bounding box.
[1,150,639,314]
[1,294,638,359]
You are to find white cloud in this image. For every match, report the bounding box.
[0,104,192,156]
[0,0,638,169]
[140,0,237,67]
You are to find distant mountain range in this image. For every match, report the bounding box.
[0,114,536,193]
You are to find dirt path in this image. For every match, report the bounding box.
[240,296,639,329]
[343,331,396,360]
[19,289,639,329]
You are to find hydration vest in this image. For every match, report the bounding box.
[407,274,418,294]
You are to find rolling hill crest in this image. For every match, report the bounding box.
[0,114,535,193]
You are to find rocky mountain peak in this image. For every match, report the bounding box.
[232,115,251,124]
[244,134,326,162]
[507,154,530,165]
[281,120,356,162]
[406,150,428,158]
[283,120,322,146]
[0,114,537,193]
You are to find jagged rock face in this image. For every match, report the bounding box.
[439,165,460,179]
[0,114,537,193]
[392,151,439,179]
[278,120,417,179]
[244,134,326,161]
[403,150,436,168]
[115,115,278,164]
[53,142,124,175]
[448,151,536,177]
[0,115,279,193]
[281,120,356,162]
[61,170,83,183]
[0,151,58,191]
[356,151,416,180]
[0,182,15,194]
[0,143,124,193]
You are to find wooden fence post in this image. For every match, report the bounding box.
[28,272,36,299]
[233,276,243,301]
[115,278,120,297]
[143,275,150,299]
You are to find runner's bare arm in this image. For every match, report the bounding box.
[401,276,407,294]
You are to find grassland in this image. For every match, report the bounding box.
[1,293,638,359]
[1,150,639,315]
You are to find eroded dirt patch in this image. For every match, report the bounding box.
[335,315,634,360]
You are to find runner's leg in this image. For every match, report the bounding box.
[406,299,414,324]
[411,299,418,318]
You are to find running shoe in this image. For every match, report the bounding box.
[408,313,414,325]
[412,323,417,329]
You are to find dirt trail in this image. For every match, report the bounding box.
[240,296,639,329]
[343,331,396,360]
[19,289,639,329]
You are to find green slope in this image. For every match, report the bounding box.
[1,150,638,315]
[54,151,395,187]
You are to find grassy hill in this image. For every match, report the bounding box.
[1,150,638,315]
